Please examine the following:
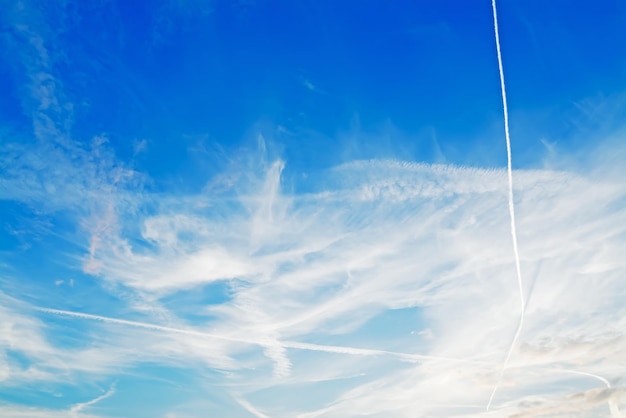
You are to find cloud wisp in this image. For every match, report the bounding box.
[70,383,117,414]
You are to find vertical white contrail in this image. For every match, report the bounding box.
[486,0,526,411]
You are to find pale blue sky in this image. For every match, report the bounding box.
[1,0,626,417]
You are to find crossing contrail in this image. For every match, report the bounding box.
[486,0,526,411]
[35,307,469,364]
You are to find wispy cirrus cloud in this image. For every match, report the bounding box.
[4,139,625,416]
[1,1,626,417]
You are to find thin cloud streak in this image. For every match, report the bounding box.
[70,383,116,413]
[555,369,621,418]
[35,307,470,365]
[235,397,272,418]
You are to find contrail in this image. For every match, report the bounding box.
[554,369,621,418]
[560,369,611,388]
[35,307,468,364]
[70,382,116,413]
[283,340,465,363]
[486,0,526,411]
[235,397,272,418]
[37,307,262,345]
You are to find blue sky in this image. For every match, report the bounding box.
[1,0,626,417]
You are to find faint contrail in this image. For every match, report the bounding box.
[35,307,468,364]
[553,369,621,418]
[559,369,611,388]
[283,340,465,363]
[486,0,526,411]
[70,382,116,413]
[37,307,262,345]
[235,397,272,418]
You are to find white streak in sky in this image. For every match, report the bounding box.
[562,369,611,388]
[556,370,622,418]
[35,307,468,364]
[487,0,526,411]
[70,383,116,413]
[235,397,271,418]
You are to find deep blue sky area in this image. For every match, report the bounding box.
[2,1,626,417]
[3,0,625,184]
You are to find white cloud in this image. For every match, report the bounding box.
[1,18,625,409]
[4,143,625,416]
[2,1,624,415]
